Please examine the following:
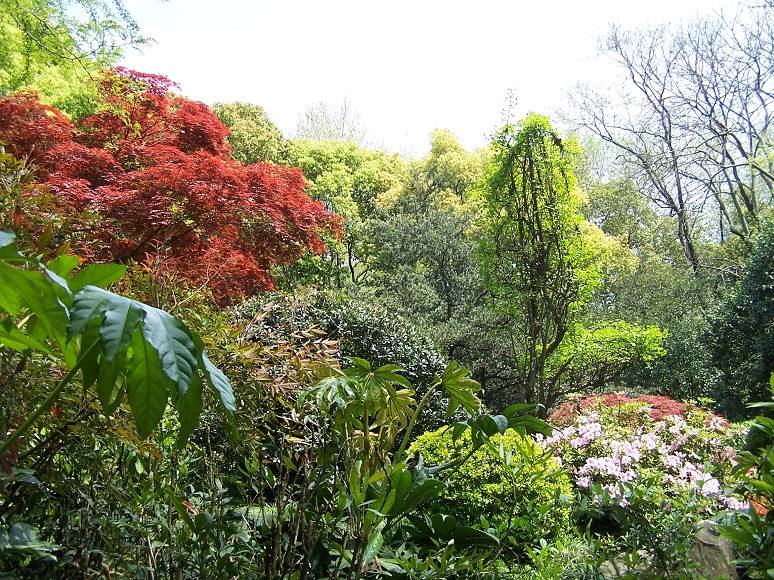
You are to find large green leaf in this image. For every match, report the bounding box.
[140,306,197,398]
[439,360,481,417]
[126,327,172,438]
[387,468,417,516]
[0,262,53,316]
[174,375,203,447]
[362,530,383,565]
[69,263,126,294]
[399,470,445,513]
[0,230,16,249]
[0,261,69,346]
[0,262,28,316]
[46,255,80,279]
[430,513,459,541]
[42,266,72,299]
[193,333,235,413]
[0,231,27,261]
[452,526,500,549]
[69,285,126,338]
[507,414,553,436]
[0,238,232,447]
[79,319,103,390]
[101,298,144,362]
[5,521,60,559]
[96,354,127,414]
[0,319,55,356]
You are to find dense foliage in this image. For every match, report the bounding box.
[3,0,774,576]
[0,0,144,118]
[477,115,667,413]
[0,69,342,303]
[540,394,748,576]
[712,215,774,419]
[409,428,572,546]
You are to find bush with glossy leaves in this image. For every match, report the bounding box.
[234,288,451,431]
[409,427,572,548]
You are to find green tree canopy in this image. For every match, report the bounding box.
[212,101,284,165]
[478,115,665,413]
[277,139,405,288]
[0,0,145,117]
[712,213,774,419]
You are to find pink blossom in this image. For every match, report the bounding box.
[663,454,682,469]
[719,496,750,511]
[709,416,726,431]
[570,437,587,449]
[698,477,721,495]
[623,441,641,462]
[679,461,698,480]
[641,434,659,450]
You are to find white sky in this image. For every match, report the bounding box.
[119,0,739,156]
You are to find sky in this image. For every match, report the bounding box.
[119,0,739,156]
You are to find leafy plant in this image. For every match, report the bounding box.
[235,288,451,432]
[542,394,748,576]
[721,379,774,577]
[0,229,235,452]
[409,425,571,548]
[239,350,550,579]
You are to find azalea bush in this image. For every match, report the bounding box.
[538,394,748,575]
[543,394,746,505]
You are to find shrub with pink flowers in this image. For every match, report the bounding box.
[536,394,749,575]
[540,395,746,506]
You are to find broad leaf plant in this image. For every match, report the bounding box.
[0,230,236,459]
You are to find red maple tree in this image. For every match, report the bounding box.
[0,68,342,303]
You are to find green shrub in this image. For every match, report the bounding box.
[235,288,453,431]
[721,382,774,577]
[409,427,572,541]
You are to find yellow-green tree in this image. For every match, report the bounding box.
[478,115,664,414]
[0,0,144,117]
[212,101,285,165]
[278,139,405,288]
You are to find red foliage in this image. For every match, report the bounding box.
[549,393,723,427]
[0,68,342,303]
[0,91,72,163]
[750,496,769,517]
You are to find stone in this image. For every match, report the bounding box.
[599,521,737,579]
[691,520,737,579]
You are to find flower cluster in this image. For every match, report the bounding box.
[537,396,748,512]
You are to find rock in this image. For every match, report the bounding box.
[691,520,737,579]
[599,521,737,579]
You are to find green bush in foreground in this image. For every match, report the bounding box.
[409,427,572,543]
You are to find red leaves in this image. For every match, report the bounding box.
[0,68,342,304]
[168,99,231,156]
[549,393,728,427]
[0,91,72,164]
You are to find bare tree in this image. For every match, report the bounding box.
[294,97,368,145]
[570,2,774,268]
